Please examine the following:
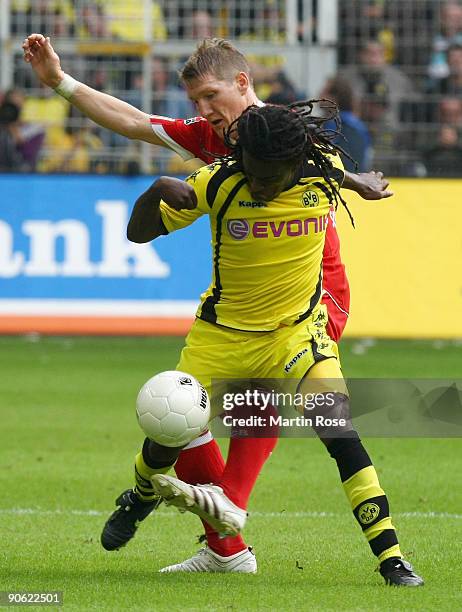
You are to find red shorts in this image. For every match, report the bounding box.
[322,208,350,343]
[322,289,350,343]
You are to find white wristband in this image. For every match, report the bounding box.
[53,73,79,100]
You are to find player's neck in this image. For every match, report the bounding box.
[245,89,260,106]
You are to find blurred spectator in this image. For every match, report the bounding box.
[424,124,462,176]
[39,105,105,173]
[342,40,415,128]
[121,58,195,173]
[0,91,27,172]
[11,0,76,88]
[296,0,315,43]
[0,89,44,172]
[428,1,462,81]
[76,2,111,91]
[164,4,216,39]
[11,0,74,37]
[338,0,395,65]
[430,44,462,95]
[150,58,195,119]
[439,96,462,127]
[239,1,286,42]
[98,0,167,41]
[338,1,437,71]
[78,2,110,39]
[90,1,167,91]
[356,1,396,63]
[177,11,216,84]
[238,1,286,100]
[264,71,303,105]
[20,84,70,172]
[339,0,396,64]
[320,76,372,172]
[127,58,194,119]
[190,10,214,40]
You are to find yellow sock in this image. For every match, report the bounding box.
[343,466,402,561]
[134,452,171,502]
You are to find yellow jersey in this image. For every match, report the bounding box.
[160,157,344,332]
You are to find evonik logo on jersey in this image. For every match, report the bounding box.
[227,215,329,240]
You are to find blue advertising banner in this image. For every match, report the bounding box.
[0,175,210,333]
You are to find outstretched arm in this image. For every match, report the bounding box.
[127,177,198,243]
[343,170,394,200]
[22,33,165,145]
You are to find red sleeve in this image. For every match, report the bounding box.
[150,115,229,164]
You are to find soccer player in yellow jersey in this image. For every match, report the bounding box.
[125,102,423,585]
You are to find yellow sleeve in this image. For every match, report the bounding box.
[327,151,344,170]
[159,166,211,233]
[325,151,345,186]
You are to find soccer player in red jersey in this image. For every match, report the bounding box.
[23,36,393,570]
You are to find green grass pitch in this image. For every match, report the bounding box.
[1,336,461,611]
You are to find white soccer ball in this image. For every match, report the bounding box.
[136,370,210,447]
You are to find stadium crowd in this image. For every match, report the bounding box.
[1,0,462,177]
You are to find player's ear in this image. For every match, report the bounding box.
[236,71,250,94]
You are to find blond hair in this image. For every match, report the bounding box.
[180,38,252,83]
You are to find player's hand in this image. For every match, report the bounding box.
[156,177,198,211]
[22,34,65,89]
[353,171,394,200]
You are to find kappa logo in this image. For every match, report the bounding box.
[284,348,309,373]
[358,502,380,525]
[238,200,267,208]
[302,190,320,207]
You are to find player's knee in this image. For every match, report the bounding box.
[309,391,352,439]
[325,434,360,458]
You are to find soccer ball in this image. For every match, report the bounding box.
[136,370,210,447]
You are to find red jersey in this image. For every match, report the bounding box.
[150,115,350,341]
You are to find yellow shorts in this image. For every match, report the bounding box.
[177,303,339,419]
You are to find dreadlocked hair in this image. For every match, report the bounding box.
[219,100,355,227]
